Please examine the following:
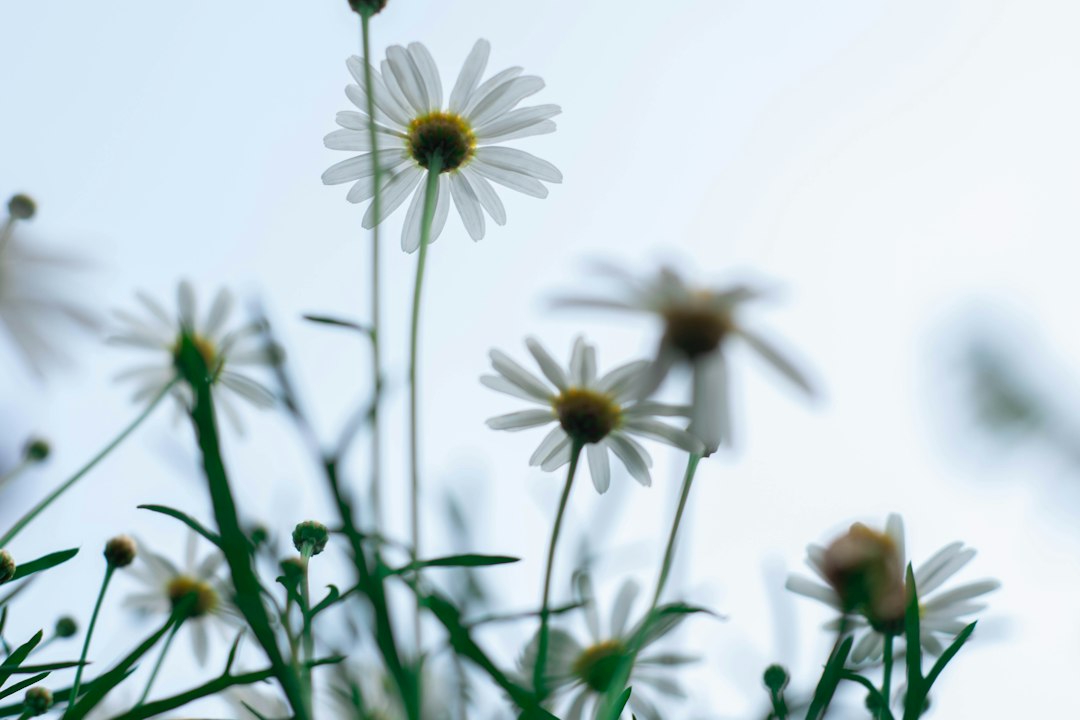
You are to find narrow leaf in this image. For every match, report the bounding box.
[0,671,49,701]
[137,505,221,546]
[805,635,853,720]
[0,631,43,685]
[302,314,373,336]
[388,554,520,575]
[10,549,78,581]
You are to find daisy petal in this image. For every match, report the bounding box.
[475,146,562,183]
[607,433,653,487]
[525,337,568,391]
[449,171,485,241]
[461,169,507,225]
[486,409,554,431]
[449,39,491,113]
[490,348,553,401]
[587,443,610,494]
[623,417,705,455]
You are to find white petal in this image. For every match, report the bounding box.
[607,433,652,487]
[623,417,705,454]
[738,327,815,397]
[478,119,558,145]
[596,360,651,400]
[461,168,507,225]
[324,128,405,151]
[449,39,491,113]
[539,436,573,471]
[361,166,423,228]
[380,58,417,119]
[480,374,549,404]
[922,580,1000,611]
[609,579,640,637]
[219,372,276,408]
[449,171,485,241]
[486,409,555,431]
[525,337,568,391]
[467,76,545,127]
[461,66,523,117]
[623,401,691,418]
[689,353,729,455]
[475,104,561,139]
[490,349,553,401]
[470,158,549,198]
[136,291,174,327]
[475,146,562,183]
[400,171,446,253]
[177,282,197,330]
[784,575,841,609]
[529,426,568,466]
[587,443,611,494]
[202,289,233,340]
[345,56,412,128]
[322,150,410,185]
[568,337,589,385]
[851,631,884,663]
[407,42,442,110]
[913,542,966,594]
[886,514,906,569]
[386,46,429,114]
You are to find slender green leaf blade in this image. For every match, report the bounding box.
[10,549,78,581]
[137,505,221,546]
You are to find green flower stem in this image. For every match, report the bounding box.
[598,452,701,720]
[407,153,444,651]
[300,545,315,716]
[0,380,176,547]
[881,633,895,718]
[68,565,115,710]
[136,619,182,706]
[359,11,384,530]
[533,440,584,703]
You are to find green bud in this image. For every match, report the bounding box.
[0,550,15,583]
[348,0,388,15]
[54,616,78,638]
[23,687,52,716]
[7,194,36,220]
[280,556,306,581]
[763,664,789,694]
[104,535,137,568]
[23,438,50,462]
[292,520,329,556]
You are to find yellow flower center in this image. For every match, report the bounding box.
[407,112,476,172]
[553,388,621,444]
[662,299,733,359]
[166,575,219,618]
[172,333,222,379]
[572,639,627,692]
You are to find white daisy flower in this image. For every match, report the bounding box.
[785,513,1001,664]
[123,532,239,664]
[520,576,695,720]
[0,194,96,375]
[108,281,276,424]
[322,39,562,252]
[482,336,704,493]
[558,264,814,454]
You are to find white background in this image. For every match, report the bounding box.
[2,0,1079,717]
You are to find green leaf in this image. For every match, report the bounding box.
[0,631,43,686]
[387,554,520,576]
[309,585,342,618]
[0,672,48,701]
[840,671,894,720]
[902,564,924,720]
[613,686,633,716]
[302,314,373,336]
[5,661,84,673]
[10,548,78,581]
[924,621,976,691]
[137,505,221,547]
[805,635,853,720]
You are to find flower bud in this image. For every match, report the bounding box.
[54,616,78,638]
[7,194,36,221]
[23,438,50,462]
[280,556,306,581]
[23,687,52,716]
[292,520,329,556]
[822,523,905,627]
[0,550,15,583]
[348,0,388,15]
[104,535,137,568]
[763,664,789,694]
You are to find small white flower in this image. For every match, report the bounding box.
[109,281,276,424]
[558,264,814,454]
[322,39,562,252]
[785,513,1001,664]
[0,194,96,375]
[123,533,238,664]
[519,576,695,720]
[483,336,704,493]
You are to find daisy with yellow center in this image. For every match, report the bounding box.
[109,281,276,427]
[322,39,562,252]
[123,533,238,664]
[558,264,815,455]
[483,336,703,493]
[786,513,1001,664]
[520,576,696,720]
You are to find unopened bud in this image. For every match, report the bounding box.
[104,535,137,568]
[23,438,50,462]
[0,550,15,583]
[822,523,905,628]
[763,664,789,694]
[348,0,388,15]
[292,520,329,556]
[54,616,78,639]
[7,194,36,221]
[23,687,52,716]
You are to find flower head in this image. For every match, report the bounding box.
[322,39,562,252]
[0,194,97,375]
[23,687,52,716]
[520,575,695,720]
[559,265,814,454]
[104,535,138,568]
[483,336,703,493]
[786,513,1001,663]
[0,550,15,583]
[124,533,237,663]
[109,282,276,425]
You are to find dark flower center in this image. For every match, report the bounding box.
[554,388,621,444]
[572,639,627,692]
[662,304,732,358]
[407,112,475,171]
[167,575,219,618]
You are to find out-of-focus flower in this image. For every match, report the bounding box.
[0,194,96,375]
[519,576,695,720]
[322,39,561,252]
[109,281,276,426]
[786,513,1001,663]
[225,684,290,720]
[483,336,703,493]
[558,265,814,454]
[124,533,238,663]
[327,658,454,720]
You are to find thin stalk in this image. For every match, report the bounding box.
[407,154,444,651]
[359,11,384,529]
[881,633,895,717]
[300,546,315,717]
[136,620,182,706]
[0,379,176,547]
[0,458,32,493]
[68,565,115,710]
[533,441,584,702]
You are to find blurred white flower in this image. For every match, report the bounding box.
[483,336,703,493]
[519,576,695,720]
[225,684,290,720]
[558,265,814,454]
[0,194,96,375]
[124,533,238,664]
[322,39,561,252]
[109,281,276,424]
[785,513,1001,664]
[327,658,454,720]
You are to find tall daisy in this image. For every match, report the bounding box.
[0,194,96,375]
[322,39,562,251]
[785,513,1001,664]
[483,336,703,493]
[558,264,814,454]
[123,533,238,664]
[108,281,276,425]
[519,576,695,720]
